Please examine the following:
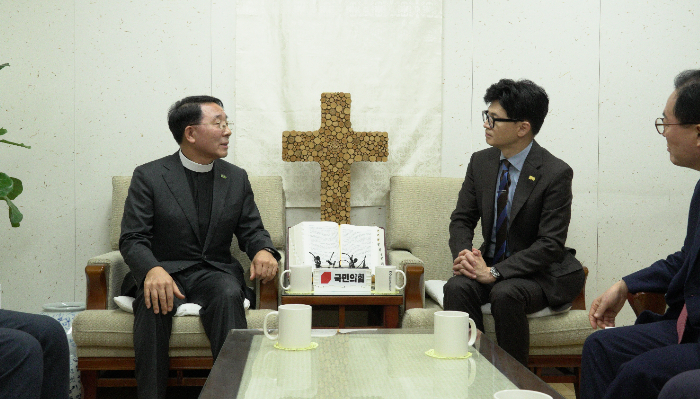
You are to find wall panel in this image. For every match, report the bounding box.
[0,3,75,311]
[598,0,700,325]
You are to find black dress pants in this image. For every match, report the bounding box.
[443,275,548,365]
[0,309,70,398]
[132,264,247,398]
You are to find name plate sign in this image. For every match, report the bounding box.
[312,268,372,294]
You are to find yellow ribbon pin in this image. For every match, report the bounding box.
[221,174,227,179]
[529,176,535,181]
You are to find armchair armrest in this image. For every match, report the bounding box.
[85,264,108,310]
[388,250,425,311]
[627,292,667,317]
[85,250,128,310]
[256,250,284,310]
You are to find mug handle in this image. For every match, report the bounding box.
[280,270,291,291]
[467,317,477,347]
[466,357,477,386]
[263,311,279,340]
[395,270,407,290]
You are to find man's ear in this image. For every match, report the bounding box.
[183,126,197,144]
[695,124,700,147]
[517,121,532,138]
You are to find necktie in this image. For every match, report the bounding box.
[677,304,688,344]
[494,160,511,263]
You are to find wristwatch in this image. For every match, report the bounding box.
[262,247,281,261]
[490,266,502,280]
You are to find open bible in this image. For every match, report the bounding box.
[287,221,386,275]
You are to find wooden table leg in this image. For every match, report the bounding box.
[383,305,399,328]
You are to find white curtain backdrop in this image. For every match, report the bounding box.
[235,0,443,207]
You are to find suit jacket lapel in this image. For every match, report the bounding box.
[204,161,228,250]
[162,153,202,245]
[511,141,542,222]
[481,149,501,241]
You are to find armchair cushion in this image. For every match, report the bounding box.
[112,296,250,315]
[425,279,571,318]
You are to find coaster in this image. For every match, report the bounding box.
[425,349,472,359]
[274,342,319,351]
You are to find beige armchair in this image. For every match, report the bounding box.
[387,176,594,397]
[72,176,285,398]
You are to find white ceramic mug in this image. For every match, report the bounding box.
[263,304,312,349]
[281,265,313,292]
[433,310,477,358]
[374,265,406,293]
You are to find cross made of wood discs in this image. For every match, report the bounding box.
[283,92,388,224]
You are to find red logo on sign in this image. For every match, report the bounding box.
[321,271,332,284]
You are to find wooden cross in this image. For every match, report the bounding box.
[283,93,388,224]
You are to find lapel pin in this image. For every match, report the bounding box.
[529,176,535,181]
[221,174,227,179]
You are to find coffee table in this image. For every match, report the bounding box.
[281,291,403,328]
[200,329,562,398]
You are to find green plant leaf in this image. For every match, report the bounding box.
[0,139,31,148]
[7,177,22,200]
[0,128,6,136]
[0,63,8,70]
[0,173,13,197]
[5,198,23,227]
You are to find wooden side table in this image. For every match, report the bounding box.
[280,293,403,328]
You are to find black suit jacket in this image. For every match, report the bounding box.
[119,152,278,289]
[624,178,700,335]
[449,140,584,307]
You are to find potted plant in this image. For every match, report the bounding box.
[0,63,31,227]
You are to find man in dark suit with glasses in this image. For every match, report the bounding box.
[445,79,585,366]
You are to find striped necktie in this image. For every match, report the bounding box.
[494,160,511,263]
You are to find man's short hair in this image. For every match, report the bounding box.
[674,70,700,125]
[484,79,549,135]
[167,96,224,144]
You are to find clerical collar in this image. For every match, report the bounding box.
[179,150,214,173]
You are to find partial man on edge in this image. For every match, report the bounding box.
[582,70,700,399]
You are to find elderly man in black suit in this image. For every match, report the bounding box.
[444,79,585,366]
[582,70,700,398]
[120,95,280,398]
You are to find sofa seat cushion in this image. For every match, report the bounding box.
[402,301,594,351]
[74,309,277,358]
[483,309,595,349]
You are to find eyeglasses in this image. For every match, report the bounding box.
[482,110,523,129]
[192,120,233,131]
[655,118,700,135]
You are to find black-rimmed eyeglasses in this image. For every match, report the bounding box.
[482,110,523,129]
[655,118,700,135]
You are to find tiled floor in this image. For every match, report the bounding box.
[550,383,577,399]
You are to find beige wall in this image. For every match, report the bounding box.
[1,0,699,326]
